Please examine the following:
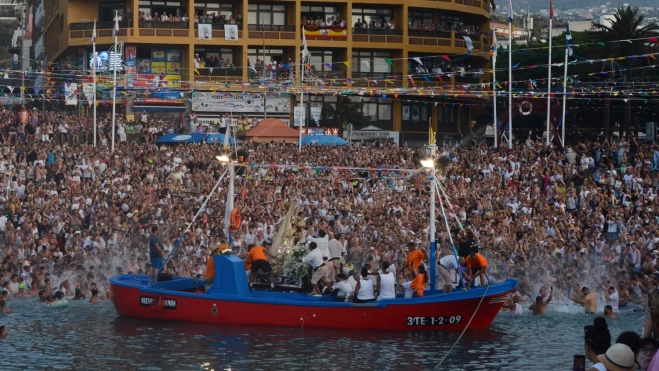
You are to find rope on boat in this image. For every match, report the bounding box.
[433,284,490,370]
[435,175,490,285]
[154,167,230,282]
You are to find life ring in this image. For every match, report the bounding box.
[230,208,241,231]
[519,101,533,116]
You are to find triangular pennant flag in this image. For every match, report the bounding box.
[385,59,394,66]
[412,57,423,65]
[512,62,520,68]
[323,62,332,70]
[441,55,451,62]
[343,61,350,67]
[649,37,659,44]
[7,86,13,93]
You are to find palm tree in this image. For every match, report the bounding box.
[592,6,659,137]
[321,96,369,129]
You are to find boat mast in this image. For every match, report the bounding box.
[156,166,230,280]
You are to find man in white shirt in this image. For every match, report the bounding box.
[307,229,329,260]
[327,232,343,283]
[333,273,353,301]
[301,242,329,296]
[605,286,619,312]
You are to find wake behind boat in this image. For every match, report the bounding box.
[110,255,517,331]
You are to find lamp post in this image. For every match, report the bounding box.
[421,159,436,295]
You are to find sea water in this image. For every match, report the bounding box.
[0,298,644,370]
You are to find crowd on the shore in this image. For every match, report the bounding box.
[5,108,659,366]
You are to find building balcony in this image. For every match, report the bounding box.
[138,21,189,37]
[408,31,484,53]
[352,28,403,44]
[69,21,134,39]
[303,25,347,42]
[194,67,243,85]
[194,23,244,40]
[35,0,45,28]
[248,24,296,40]
[351,72,403,88]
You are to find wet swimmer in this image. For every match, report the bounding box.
[572,286,598,314]
[529,286,554,315]
[89,288,99,305]
[604,305,616,319]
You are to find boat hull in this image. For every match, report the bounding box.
[110,275,516,331]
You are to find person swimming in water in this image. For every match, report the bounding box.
[604,305,617,319]
[530,286,553,315]
[572,285,598,314]
[0,300,12,313]
[89,288,99,305]
[0,326,7,337]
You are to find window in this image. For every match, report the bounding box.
[309,49,332,73]
[194,2,234,17]
[402,103,430,131]
[352,96,393,129]
[351,7,392,28]
[301,6,338,25]
[248,4,286,25]
[351,50,392,76]
[437,105,457,133]
[248,47,285,65]
[408,10,432,25]
[59,14,64,32]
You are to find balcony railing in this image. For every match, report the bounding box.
[408,30,452,38]
[139,21,189,29]
[208,23,243,30]
[70,21,133,30]
[352,28,402,36]
[351,72,403,87]
[248,24,295,32]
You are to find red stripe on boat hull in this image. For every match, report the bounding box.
[111,284,513,331]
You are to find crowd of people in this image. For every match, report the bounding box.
[408,21,483,36]
[5,107,659,368]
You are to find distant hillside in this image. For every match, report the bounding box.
[502,0,658,14]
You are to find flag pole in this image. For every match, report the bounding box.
[546,4,553,146]
[111,11,118,154]
[299,29,308,152]
[92,20,97,147]
[492,25,498,150]
[561,21,571,149]
[507,12,513,148]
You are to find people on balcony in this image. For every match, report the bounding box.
[408,21,482,36]
[352,18,395,30]
[194,12,237,25]
[301,16,347,29]
[138,11,188,23]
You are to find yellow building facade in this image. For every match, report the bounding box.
[44,0,491,138]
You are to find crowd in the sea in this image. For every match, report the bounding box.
[5,108,659,367]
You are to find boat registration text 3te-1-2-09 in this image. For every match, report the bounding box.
[406,316,462,326]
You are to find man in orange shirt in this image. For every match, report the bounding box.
[246,244,275,289]
[406,242,425,277]
[465,252,488,288]
[205,247,220,286]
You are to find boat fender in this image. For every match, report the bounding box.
[151,296,164,312]
[211,304,218,315]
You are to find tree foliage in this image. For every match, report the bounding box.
[321,96,369,129]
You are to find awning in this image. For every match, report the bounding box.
[156,133,204,143]
[205,133,236,144]
[133,105,186,112]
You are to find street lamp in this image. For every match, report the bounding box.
[422,159,437,295]
[216,154,230,163]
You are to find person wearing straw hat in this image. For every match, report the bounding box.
[596,343,638,371]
